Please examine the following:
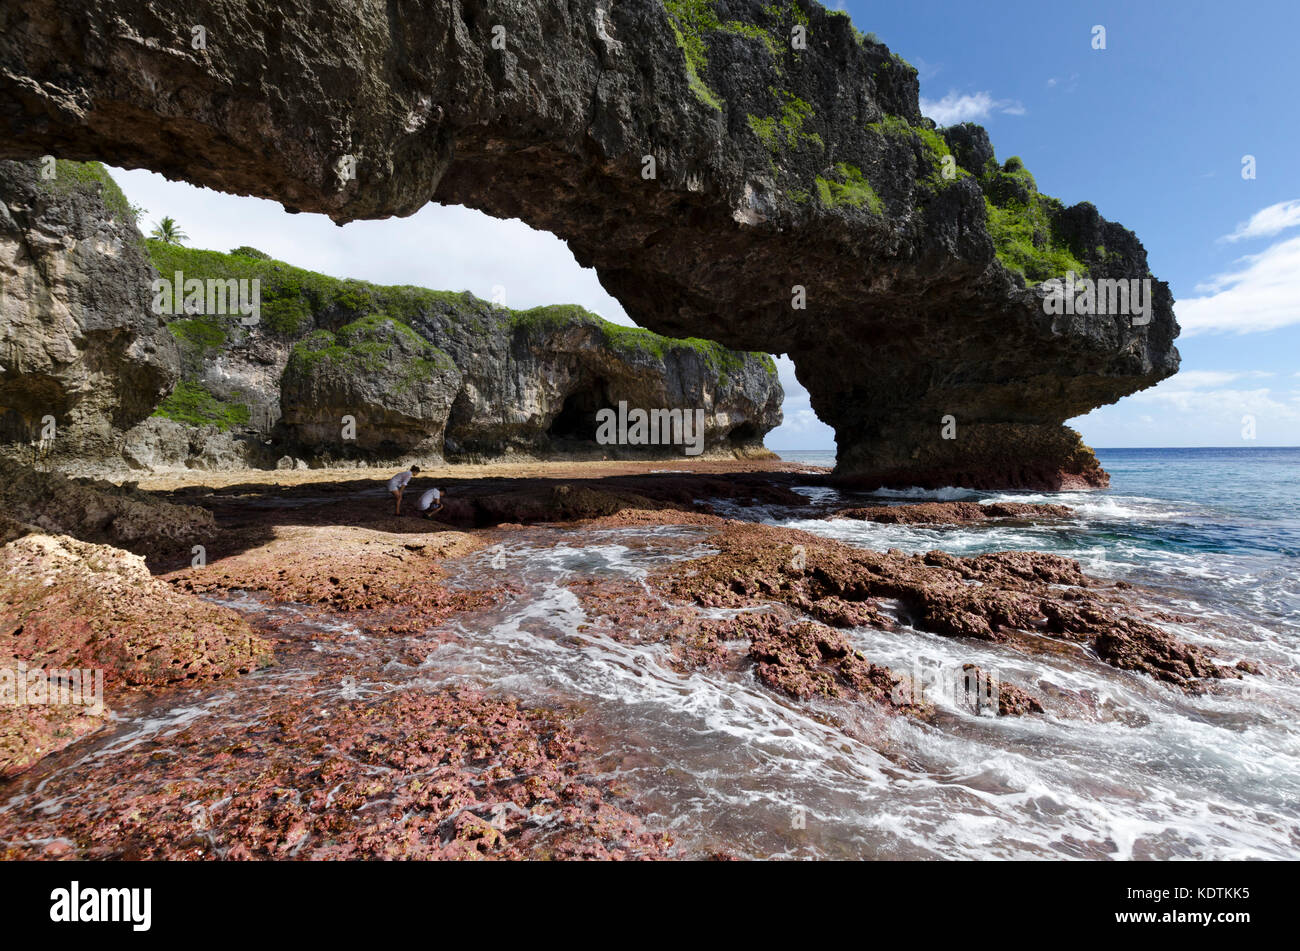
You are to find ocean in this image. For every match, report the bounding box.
[751,445,1300,857]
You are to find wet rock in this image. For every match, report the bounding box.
[0,686,110,780]
[0,525,271,776]
[831,501,1073,524]
[738,614,906,707]
[166,523,491,632]
[966,667,1046,716]
[660,522,1229,689]
[0,529,271,690]
[0,688,672,860]
[567,573,930,717]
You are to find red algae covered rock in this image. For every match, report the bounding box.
[830,501,1073,524]
[568,574,935,718]
[735,614,904,707]
[0,690,110,780]
[0,524,271,777]
[1,530,270,691]
[658,522,1231,690]
[0,687,672,860]
[166,523,492,631]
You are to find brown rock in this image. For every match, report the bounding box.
[831,501,1073,524]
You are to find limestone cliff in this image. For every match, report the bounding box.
[133,241,781,468]
[0,160,178,469]
[0,159,781,470]
[0,0,1179,486]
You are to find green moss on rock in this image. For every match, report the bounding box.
[33,160,138,228]
[288,315,456,394]
[748,90,822,154]
[975,156,1088,283]
[166,318,227,354]
[664,0,725,111]
[815,163,884,213]
[153,381,250,430]
[509,304,774,383]
[866,115,961,190]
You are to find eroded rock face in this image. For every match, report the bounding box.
[279,317,464,457]
[0,160,179,467]
[132,240,781,467]
[416,301,782,460]
[0,455,214,554]
[0,167,781,469]
[0,0,1178,487]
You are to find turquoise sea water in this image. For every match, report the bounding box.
[775,445,1299,579]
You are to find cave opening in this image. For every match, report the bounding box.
[728,421,760,447]
[548,380,610,443]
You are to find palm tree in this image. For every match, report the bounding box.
[150,216,188,245]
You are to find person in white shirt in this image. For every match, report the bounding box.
[414,487,444,519]
[387,465,420,515]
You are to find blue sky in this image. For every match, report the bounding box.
[109,0,1300,450]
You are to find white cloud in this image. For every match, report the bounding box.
[1155,370,1273,390]
[1176,235,1300,335]
[1128,383,1293,418]
[1075,374,1300,447]
[1045,73,1079,92]
[911,56,941,82]
[1221,199,1300,243]
[919,90,1025,126]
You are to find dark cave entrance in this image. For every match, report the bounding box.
[728,421,759,447]
[548,380,609,443]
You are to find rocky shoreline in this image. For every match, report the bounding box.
[0,459,1260,859]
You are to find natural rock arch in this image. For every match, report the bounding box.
[0,0,1179,487]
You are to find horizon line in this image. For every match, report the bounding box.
[766,445,1300,452]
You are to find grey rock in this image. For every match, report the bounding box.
[0,160,179,470]
[279,316,463,460]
